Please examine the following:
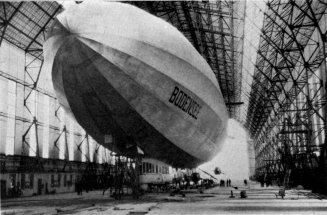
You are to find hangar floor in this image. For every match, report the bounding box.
[2,182,327,215]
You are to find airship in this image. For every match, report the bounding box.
[44,1,228,168]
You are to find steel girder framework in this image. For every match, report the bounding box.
[0,2,110,165]
[245,0,327,187]
[0,2,96,168]
[0,2,64,169]
[0,2,61,59]
[131,1,246,117]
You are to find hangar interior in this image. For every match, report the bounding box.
[0,0,326,198]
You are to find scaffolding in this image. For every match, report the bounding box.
[0,2,116,198]
[244,0,327,190]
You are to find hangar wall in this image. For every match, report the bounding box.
[0,40,112,197]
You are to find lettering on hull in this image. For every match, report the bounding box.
[168,86,201,120]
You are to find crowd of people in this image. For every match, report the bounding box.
[219,179,232,187]
[75,172,132,200]
[74,174,250,199]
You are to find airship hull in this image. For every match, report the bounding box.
[44,1,228,168]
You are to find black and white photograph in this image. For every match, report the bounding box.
[0,0,326,214]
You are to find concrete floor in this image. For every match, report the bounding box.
[1,183,327,215]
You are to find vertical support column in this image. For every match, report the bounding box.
[76,133,87,162]
[305,68,312,154]
[133,154,141,199]
[49,98,58,159]
[86,135,90,162]
[320,34,327,193]
[248,139,256,177]
[67,119,74,161]
[37,93,43,157]
[230,1,236,116]
[14,84,24,155]
[41,95,50,158]
[22,52,43,158]
[5,80,16,155]
[74,133,82,162]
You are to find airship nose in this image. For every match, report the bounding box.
[45,19,71,41]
